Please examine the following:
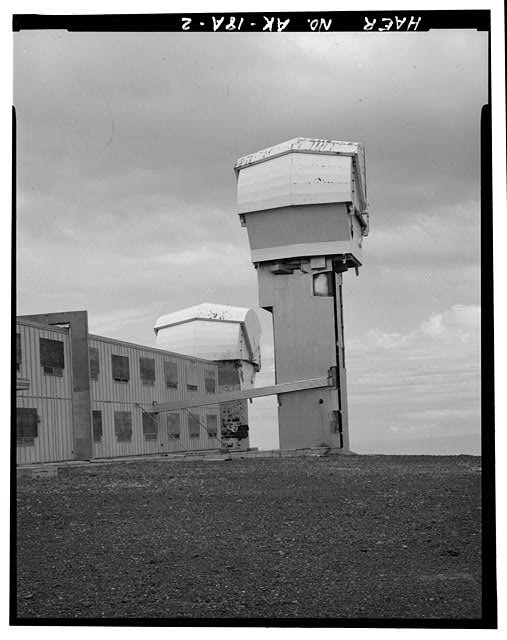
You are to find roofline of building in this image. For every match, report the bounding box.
[88,332,217,366]
[234,137,364,172]
[16,317,70,335]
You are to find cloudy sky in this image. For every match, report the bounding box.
[14,26,487,453]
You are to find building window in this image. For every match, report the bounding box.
[139,357,156,386]
[142,412,158,441]
[167,413,180,439]
[92,410,103,443]
[89,347,100,381]
[164,361,178,388]
[40,337,64,376]
[112,354,129,383]
[17,407,38,445]
[206,414,218,439]
[16,333,22,372]
[217,361,241,387]
[188,412,201,438]
[114,411,132,442]
[186,363,198,392]
[205,370,216,394]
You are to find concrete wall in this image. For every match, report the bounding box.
[261,267,349,451]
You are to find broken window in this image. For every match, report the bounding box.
[167,413,180,439]
[188,412,201,438]
[205,370,216,394]
[16,333,22,372]
[92,410,103,443]
[112,354,129,383]
[186,363,198,392]
[16,407,38,445]
[142,412,158,440]
[139,357,155,386]
[114,411,132,442]
[40,337,64,376]
[164,361,178,388]
[89,347,100,381]
[206,414,218,439]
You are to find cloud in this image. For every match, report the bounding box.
[365,203,480,267]
[249,303,481,454]
[14,30,487,216]
[346,304,481,454]
[420,304,480,343]
[360,303,480,349]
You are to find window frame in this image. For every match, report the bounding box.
[142,411,158,441]
[39,337,65,377]
[139,356,156,386]
[206,413,218,439]
[16,333,22,373]
[92,410,103,443]
[114,410,133,442]
[205,370,216,394]
[186,363,199,392]
[16,407,39,445]
[89,346,100,381]
[188,412,201,439]
[111,354,130,383]
[164,361,178,389]
[166,412,181,439]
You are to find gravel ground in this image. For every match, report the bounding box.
[15,455,482,622]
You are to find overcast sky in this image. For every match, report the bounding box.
[14,27,487,453]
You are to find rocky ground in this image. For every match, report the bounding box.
[15,455,482,622]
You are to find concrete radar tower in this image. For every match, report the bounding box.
[235,138,369,452]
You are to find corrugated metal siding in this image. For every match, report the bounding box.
[16,322,73,400]
[89,336,221,458]
[16,396,74,464]
[16,321,74,464]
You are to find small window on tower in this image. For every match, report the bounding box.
[312,272,334,297]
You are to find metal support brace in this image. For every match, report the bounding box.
[139,368,336,414]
